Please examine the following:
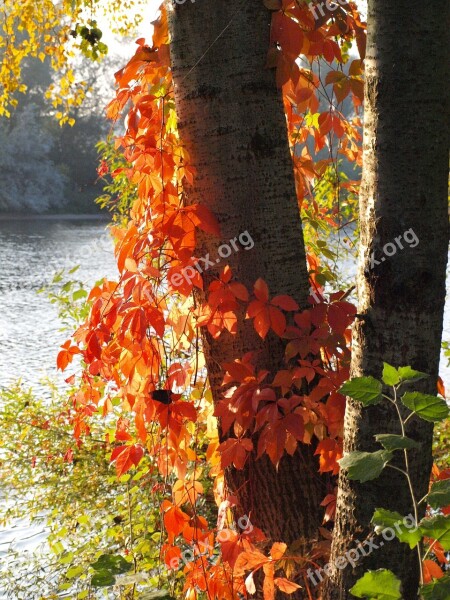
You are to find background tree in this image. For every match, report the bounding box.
[324,0,449,597]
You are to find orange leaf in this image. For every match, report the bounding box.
[219,530,244,568]
[269,306,286,336]
[234,547,268,577]
[270,542,287,560]
[274,577,301,593]
[315,438,343,475]
[423,559,444,583]
[253,308,271,339]
[162,500,190,543]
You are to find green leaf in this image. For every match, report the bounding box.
[371,508,422,548]
[420,574,450,600]
[66,565,85,579]
[401,392,449,422]
[426,479,450,509]
[72,289,87,301]
[91,554,132,575]
[382,363,400,386]
[339,377,383,406]
[91,569,116,587]
[350,569,402,599]
[397,366,429,383]
[374,434,420,452]
[339,450,393,483]
[419,515,450,550]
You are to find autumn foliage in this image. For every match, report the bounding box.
[56,2,370,597]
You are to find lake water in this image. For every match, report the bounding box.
[0,216,117,392]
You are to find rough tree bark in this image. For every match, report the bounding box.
[324,0,449,598]
[166,0,326,582]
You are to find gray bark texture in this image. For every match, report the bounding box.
[324,0,449,598]
[166,1,326,596]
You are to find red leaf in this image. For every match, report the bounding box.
[423,559,444,583]
[253,309,270,339]
[219,438,253,470]
[189,204,220,236]
[271,12,304,57]
[223,360,255,383]
[218,530,243,568]
[269,306,286,337]
[271,295,299,311]
[110,444,144,477]
[254,278,269,302]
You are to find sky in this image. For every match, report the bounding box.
[100,0,162,56]
[101,0,367,58]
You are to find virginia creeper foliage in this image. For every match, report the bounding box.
[57,2,369,596]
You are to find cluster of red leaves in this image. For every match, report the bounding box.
[55,2,368,598]
[266,0,365,207]
[215,282,353,469]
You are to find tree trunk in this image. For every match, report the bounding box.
[324,0,449,597]
[166,0,325,583]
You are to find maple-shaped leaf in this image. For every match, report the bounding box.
[219,437,253,470]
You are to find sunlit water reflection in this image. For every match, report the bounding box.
[0,216,117,392]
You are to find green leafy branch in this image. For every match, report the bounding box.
[338,364,450,600]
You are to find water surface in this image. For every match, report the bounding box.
[0,216,117,391]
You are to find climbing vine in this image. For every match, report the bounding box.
[56,2,369,597]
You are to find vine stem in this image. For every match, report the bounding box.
[126,481,137,599]
[392,386,424,586]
